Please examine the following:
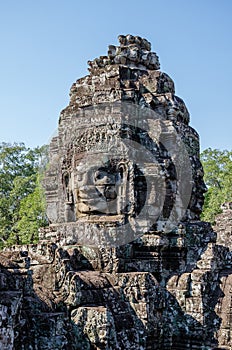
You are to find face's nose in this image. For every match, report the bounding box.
[104,185,117,201]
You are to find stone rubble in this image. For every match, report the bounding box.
[0,35,232,350]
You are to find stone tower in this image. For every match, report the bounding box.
[44,34,205,246]
[0,35,232,350]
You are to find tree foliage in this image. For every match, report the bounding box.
[201,148,232,223]
[0,142,48,248]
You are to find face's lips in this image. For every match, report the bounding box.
[76,200,117,214]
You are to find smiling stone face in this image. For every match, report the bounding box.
[75,161,123,216]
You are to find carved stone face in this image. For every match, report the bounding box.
[75,160,129,218]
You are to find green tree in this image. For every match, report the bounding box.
[201,148,232,223]
[0,142,48,248]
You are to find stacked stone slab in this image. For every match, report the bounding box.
[212,202,232,349]
[0,35,232,349]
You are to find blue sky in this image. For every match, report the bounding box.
[0,0,231,151]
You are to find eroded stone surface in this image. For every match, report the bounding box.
[0,35,232,350]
